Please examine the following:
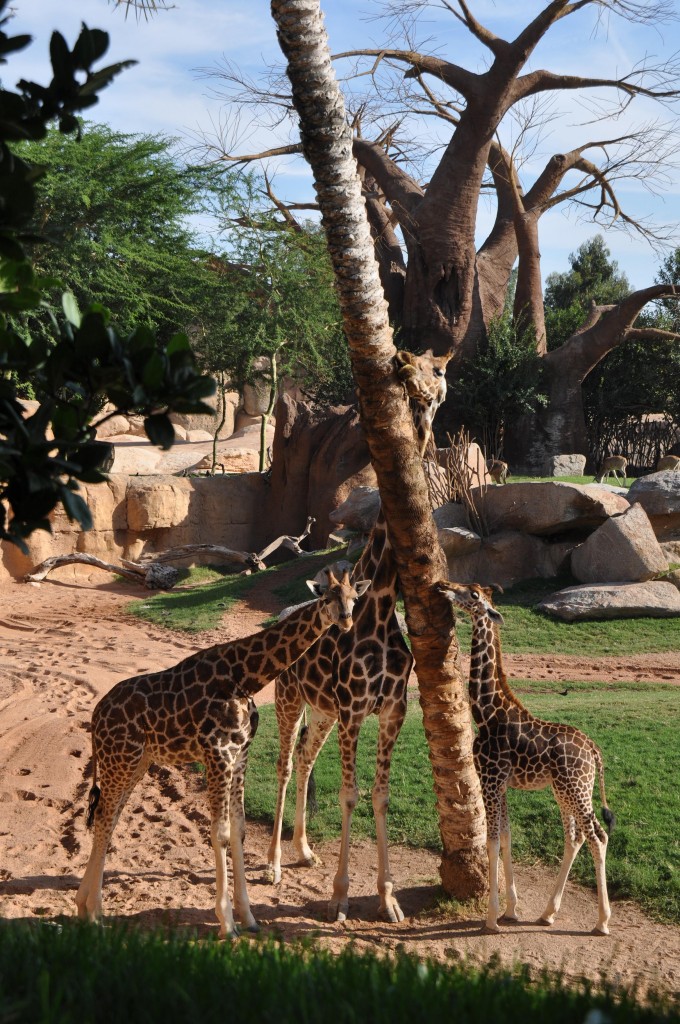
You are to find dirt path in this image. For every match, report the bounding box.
[0,571,678,995]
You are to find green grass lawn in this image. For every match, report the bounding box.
[244,681,680,925]
[129,562,680,657]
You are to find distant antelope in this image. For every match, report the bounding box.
[595,455,627,486]
[656,454,680,473]
[488,459,508,485]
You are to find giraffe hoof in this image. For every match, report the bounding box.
[296,852,322,869]
[498,914,520,925]
[481,923,501,935]
[263,865,281,884]
[591,925,610,936]
[328,900,348,923]
[536,916,554,927]
[379,900,405,924]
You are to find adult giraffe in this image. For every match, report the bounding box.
[267,347,450,923]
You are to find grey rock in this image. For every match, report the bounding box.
[537,581,680,621]
[549,454,587,477]
[571,503,668,583]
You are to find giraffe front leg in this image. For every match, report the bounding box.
[498,791,519,924]
[292,710,335,870]
[482,794,503,933]
[266,702,303,884]
[206,759,238,939]
[229,757,259,934]
[373,702,406,923]
[328,718,359,923]
[585,813,611,936]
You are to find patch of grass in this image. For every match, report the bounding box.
[0,922,676,1024]
[245,681,680,924]
[128,566,259,632]
[452,576,680,657]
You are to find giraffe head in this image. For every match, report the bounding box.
[435,581,505,627]
[395,348,451,411]
[306,569,370,633]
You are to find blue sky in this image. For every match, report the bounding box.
[8,0,680,288]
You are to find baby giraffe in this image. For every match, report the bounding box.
[437,581,615,936]
[76,568,369,938]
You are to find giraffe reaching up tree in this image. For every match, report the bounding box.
[75,568,369,938]
[267,347,450,924]
[437,581,615,936]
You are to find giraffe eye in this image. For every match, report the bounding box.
[433,368,444,378]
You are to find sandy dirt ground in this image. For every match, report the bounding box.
[0,568,678,997]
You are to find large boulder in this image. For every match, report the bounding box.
[329,486,381,533]
[627,471,680,538]
[571,503,668,583]
[446,530,575,588]
[168,389,240,440]
[537,581,680,621]
[474,481,629,536]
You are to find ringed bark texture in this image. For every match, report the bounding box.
[271,0,487,896]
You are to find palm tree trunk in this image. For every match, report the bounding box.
[270,0,487,896]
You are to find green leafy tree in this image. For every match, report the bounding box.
[544,236,631,351]
[447,311,547,459]
[0,7,214,547]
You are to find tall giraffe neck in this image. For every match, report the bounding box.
[468,614,525,725]
[213,602,333,695]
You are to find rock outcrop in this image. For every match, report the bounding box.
[627,471,680,538]
[570,503,668,584]
[537,582,680,621]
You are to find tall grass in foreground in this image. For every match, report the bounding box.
[0,922,676,1023]
[245,682,680,925]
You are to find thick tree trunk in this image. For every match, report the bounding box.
[271,0,487,895]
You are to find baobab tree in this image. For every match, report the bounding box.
[205,0,680,468]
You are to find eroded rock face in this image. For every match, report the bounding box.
[571,503,668,583]
[549,454,587,477]
[267,395,376,548]
[474,481,629,536]
[628,471,680,538]
[537,581,680,621]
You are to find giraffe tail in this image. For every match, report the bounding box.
[595,744,616,835]
[85,745,100,829]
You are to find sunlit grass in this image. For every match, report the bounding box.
[245,681,680,924]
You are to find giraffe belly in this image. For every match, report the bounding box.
[508,768,551,791]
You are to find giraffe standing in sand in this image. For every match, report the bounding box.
[267,348,450,924]
[76,569,369,938]
[438,581,615,936]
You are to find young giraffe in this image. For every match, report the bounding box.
[75,569,369,938]
[437,581,615,936]
[267,348,450,924]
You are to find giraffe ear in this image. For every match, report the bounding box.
[488,607,505,626]
[354,579,371,598]
[306,580,325,597]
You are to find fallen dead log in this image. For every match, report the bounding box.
[24,553,180,589]
[23,518,319,588]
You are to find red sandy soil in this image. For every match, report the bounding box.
[0,568,678,996]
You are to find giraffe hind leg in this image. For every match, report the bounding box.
[538,795,584,927]
[76,753,148,922]
[498,790,519,923]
